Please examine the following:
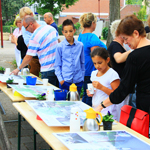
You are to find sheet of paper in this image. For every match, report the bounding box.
[0,74,43,84]
[53,130,150,150]
[9,85,58,97]
[26,100,91,126]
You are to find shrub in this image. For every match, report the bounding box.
[3,26,16,33]
[11,59,17,68]
[80,87,84,98]
[58,24,63,35]
[102,27,108,40]
[74,22,80,30]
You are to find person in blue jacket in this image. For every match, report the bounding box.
[78,12,107,106]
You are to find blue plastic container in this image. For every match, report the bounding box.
[26,76,37,85]
[54,89,68,101]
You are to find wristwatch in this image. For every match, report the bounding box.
[17,67,21,71]
[101,101,106,108]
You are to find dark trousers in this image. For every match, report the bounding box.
[41,70,59,87]
[82,76,92,107]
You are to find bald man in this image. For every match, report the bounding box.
[44,12,58,32]
[11,16,59,87]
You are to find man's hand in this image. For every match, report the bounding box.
[10,68,20,75]
[60,80,64,85]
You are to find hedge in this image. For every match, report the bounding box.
[3,26,16,33]
[102,27,108,40]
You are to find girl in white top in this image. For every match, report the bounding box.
[87,47,123,121]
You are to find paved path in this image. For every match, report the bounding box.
[0,38,106,150]
[0,41,50,149]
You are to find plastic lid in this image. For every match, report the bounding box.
[84,108,97,119]
[69,83,77,92]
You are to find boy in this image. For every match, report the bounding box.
[54,19,85,94]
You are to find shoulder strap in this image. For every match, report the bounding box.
[126,107,137,128]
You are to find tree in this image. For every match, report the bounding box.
[106,0,120,47]
[2,0,25,24]
[24,0,79,17]
[126,0,142,4]
[134,5,147,21]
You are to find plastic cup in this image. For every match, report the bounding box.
[5,68,10,75]
[43,79,48,86]
[54,89,68,101]
[87,83,94,94]
[18,80,24,87]
[26,76,37,85]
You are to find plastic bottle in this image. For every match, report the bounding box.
[70,107,80,132]
[46,88,54,101]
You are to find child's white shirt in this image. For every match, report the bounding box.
[90,68,120,120]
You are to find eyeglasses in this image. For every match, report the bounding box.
[25,24,30,29]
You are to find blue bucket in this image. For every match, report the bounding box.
[26,76,37,85]
[54,89,68,101]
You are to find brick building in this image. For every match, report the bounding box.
[58,0,125,25]
[58,0,141,25]
[121,5,141,19]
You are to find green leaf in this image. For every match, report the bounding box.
[23,0,79,17]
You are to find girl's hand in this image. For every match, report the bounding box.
[86,89,93,97]
[92,81,103,90]
[95,104,103,112]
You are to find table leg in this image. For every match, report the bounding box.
[33,129,37,150]
[0,102,6,115]
[18,113,21,150]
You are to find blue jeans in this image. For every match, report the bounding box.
[129,85,136,108]
[59,81,83,95]
[41,70,59,87]
[82,76,92,107]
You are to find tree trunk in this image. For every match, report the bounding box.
[106,0,120,48]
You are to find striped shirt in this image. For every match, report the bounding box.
[27,25,58,72]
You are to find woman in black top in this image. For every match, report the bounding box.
[107,20,131,78]
[96,15,150,113]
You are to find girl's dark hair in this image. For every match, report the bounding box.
[62,19,75,30]
[90,47,111,67]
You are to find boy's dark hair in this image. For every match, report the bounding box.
[90,47,111,67]
[62,19,75,30]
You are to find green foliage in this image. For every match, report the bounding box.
[2,0,25,23]
[5,20,14,26]
[102,27,108,40]
[74,22,80,30]
[6,78,14,84]
[58,24,63,35]
[11,59,17,68]
[3,26,16,33]
[24,0,79,17]
[0,66,5,71]
[126,0,142,4]
[102,111,114,122]
[134,6,147,21]
[36,93,46,100]
[80,87,84,98]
